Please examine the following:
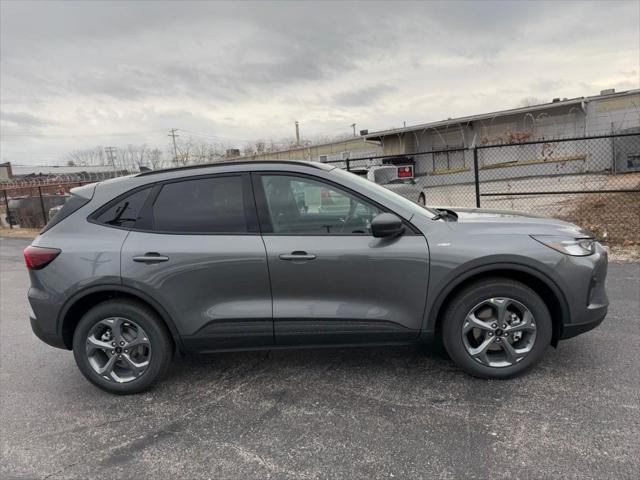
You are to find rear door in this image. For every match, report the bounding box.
[253,172,430,346]
[119,173,272,351]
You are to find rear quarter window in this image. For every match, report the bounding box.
[40,195,90,234]
[93,187,152,229]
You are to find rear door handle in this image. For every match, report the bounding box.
[279,251,317,261]
[133,252,169,264]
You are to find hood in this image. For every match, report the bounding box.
[428,206,592,238]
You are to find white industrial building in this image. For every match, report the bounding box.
[364,88,639,158]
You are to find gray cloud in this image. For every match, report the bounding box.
[332,85,398,107]
[1,0,638,164]
[1,111,52,127]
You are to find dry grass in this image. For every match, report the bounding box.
[557,191,640,245]
[0,227,40,239]
[607,244,640,262]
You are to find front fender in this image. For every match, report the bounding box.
[420,255,571,340]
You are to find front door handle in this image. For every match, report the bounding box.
[133,252,170,264]
[279,251,317,261]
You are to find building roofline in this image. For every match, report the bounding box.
[234,136,369,161]
[364,88,640,139]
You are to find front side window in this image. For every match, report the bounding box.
[152,176,247,233]
[260,175,380,234]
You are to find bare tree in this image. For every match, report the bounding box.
[519,96,544,107]
[242,143,255,156]
[191,141,209,164]
[65,146,107,166]
[173,137,193,166]
[128,144,148,169]
[148,148,164,169]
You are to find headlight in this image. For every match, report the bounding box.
[531,235,596,256]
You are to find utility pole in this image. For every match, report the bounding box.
[168,129,180,164]
[295,121,300,146]
[351,123,357,137]
[104,146,117,174]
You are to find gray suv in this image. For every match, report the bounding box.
[25,161,608,394]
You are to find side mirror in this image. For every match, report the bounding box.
[371,213,405,238]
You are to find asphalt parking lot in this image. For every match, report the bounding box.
[1,237,639,479]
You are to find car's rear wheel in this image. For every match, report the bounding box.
[441,278,552,379]
[72,299,173,394]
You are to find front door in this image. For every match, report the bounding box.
[120,173,272,351]
[253,173,430,345]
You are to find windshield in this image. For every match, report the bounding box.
[331,168,437,216]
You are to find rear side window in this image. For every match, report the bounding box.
[152,176,247,233]
[94,187,151,228]
[41,194,90,234]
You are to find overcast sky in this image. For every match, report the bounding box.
[1,0,639,165]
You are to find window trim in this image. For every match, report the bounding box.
[90,173,260,235]
[251,171,419,236]
[88,184,154,231]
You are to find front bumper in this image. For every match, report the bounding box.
[559,242,609,340]
[560,305,607,339]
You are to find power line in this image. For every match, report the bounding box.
[168,129,180,164]
[104,147,117,174]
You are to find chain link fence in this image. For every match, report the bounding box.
[0,170,133,229]
[326,132,640,245]
[2,133,639,245]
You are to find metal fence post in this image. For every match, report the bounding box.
[611,125,617,174]
[346,158,351,171]
[473,146,481,208]
[3,189,12,229]
[38,186,47,226]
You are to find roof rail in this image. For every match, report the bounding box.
[137,160,330,177]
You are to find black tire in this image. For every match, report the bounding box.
[72,299,173,394]
[441,278,552,379]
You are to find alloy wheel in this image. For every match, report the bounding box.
[85,317,152,383]
[461,297,537,368]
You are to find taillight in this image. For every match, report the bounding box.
[24,246,61,270]
[397,165,414,178]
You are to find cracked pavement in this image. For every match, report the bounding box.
[1,237,639,479]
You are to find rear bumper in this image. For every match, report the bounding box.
[30,314,67,349]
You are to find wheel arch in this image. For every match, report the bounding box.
[425,263,570,347]
[57,284,183,351]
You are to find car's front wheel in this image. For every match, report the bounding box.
[72,299,173,394]
[442,278,552,379]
